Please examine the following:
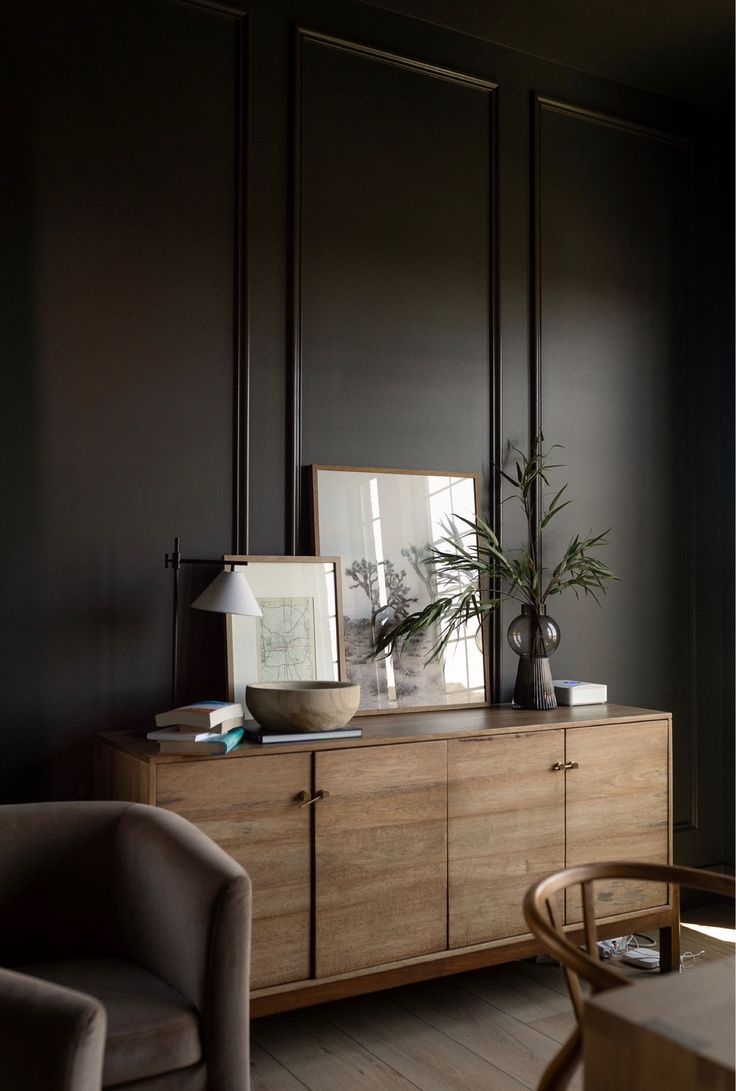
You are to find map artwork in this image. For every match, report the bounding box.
[257,597,317,681]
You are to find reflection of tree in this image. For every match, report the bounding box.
[345,559,379,612]
[401,540,467,670]
[384,561,417,618]
[404,521,468,602]
[345,558,417,625]
[402,545,435,599]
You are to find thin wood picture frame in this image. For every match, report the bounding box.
[312,465,490,715]
[222,555,346,712]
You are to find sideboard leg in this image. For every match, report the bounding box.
[659,887,681,973]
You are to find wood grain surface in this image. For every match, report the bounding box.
[449,731,566,946]
[93,739,153,803]
[250,906,673,1016]
[95,707,674,1012]
[96,705,670,765]
[156,752,312,989]
[565,720,670,921]
[314,741,448,976]
[252,908,733,1089]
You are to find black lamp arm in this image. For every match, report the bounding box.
[164,536,231,704]
[164,536,225,570]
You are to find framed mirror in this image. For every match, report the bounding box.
[312,466,489,714]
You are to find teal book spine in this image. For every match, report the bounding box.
[219,727,245,752]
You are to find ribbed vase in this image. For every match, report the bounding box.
[508,605,560,710]
[512,654,557,710]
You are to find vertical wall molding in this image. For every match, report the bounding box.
[529,93,543,546]
[531,93,697,833]
[174,0,250,554]
[488,84,502,701]
[680,139,698,836]
[290,26,502,691]
[289,26,306,556]
[233,11,250,554]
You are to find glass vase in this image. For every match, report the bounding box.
[507,604,560,710]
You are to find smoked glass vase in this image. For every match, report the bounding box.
[507,604,560,710]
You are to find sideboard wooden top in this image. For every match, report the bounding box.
[97,704,669,764]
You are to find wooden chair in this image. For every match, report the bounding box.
[522,861,735,1091]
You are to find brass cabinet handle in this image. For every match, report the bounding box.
[298,789,330,808]
[552,761,579,771]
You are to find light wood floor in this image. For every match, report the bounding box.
[250,905,735,1091]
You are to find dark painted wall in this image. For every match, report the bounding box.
[2,0,732,866]
[537,105,694,820]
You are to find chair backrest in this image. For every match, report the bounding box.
[522,861,735,1091]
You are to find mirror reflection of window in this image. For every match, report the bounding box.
[314,467,487,713]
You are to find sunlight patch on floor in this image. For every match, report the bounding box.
[684,922,736,945]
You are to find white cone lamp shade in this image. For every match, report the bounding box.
[191,570,262,617]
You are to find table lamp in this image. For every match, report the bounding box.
[165,537,261,702]
[191,570,262,617]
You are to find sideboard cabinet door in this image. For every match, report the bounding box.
[314,741,447,977]
[565,720,670,923]
[448,730,566,947]
[156,753,312,989]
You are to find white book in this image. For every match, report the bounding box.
[553,680,607,705]
[154,701,243,729]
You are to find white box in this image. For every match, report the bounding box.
[553,680,607,705]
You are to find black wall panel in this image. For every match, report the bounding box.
[535,100,693,828]
[296,32,495,543]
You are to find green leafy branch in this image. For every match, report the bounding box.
[374,435,619,661]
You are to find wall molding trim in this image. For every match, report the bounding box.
[530,93,690,448]
[294,27,499,93]
[172,0,250,555]
[530,92,697,832]
[233,12,250,554]
[290,25,502,694]
[535,95,690,148]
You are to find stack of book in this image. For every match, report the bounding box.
[148,701,245,755]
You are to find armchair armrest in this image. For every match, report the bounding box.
[0,967,106,1091]
[115,803,251,1091]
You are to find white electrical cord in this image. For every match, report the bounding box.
[534,932,707,972]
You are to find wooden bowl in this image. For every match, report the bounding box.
[245,681,361,732]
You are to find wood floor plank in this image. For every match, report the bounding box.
[458,964,572,1023]
[681,923,735,962]
[398,977,560,1089]
[323,993,529,1091]
[528,1009,578,1047]
[250,1041,309,1091]
[249,905,732,1091]
[252,1011,418,1091]
[515,959,575,998]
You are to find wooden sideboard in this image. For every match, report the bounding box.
[94,704,673,1016]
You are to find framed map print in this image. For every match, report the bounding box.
[312,466,489,714]
[223,556,345,716]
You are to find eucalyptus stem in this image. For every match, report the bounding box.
[373,435,619,662]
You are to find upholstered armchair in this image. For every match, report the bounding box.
[0,801,251,1091]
